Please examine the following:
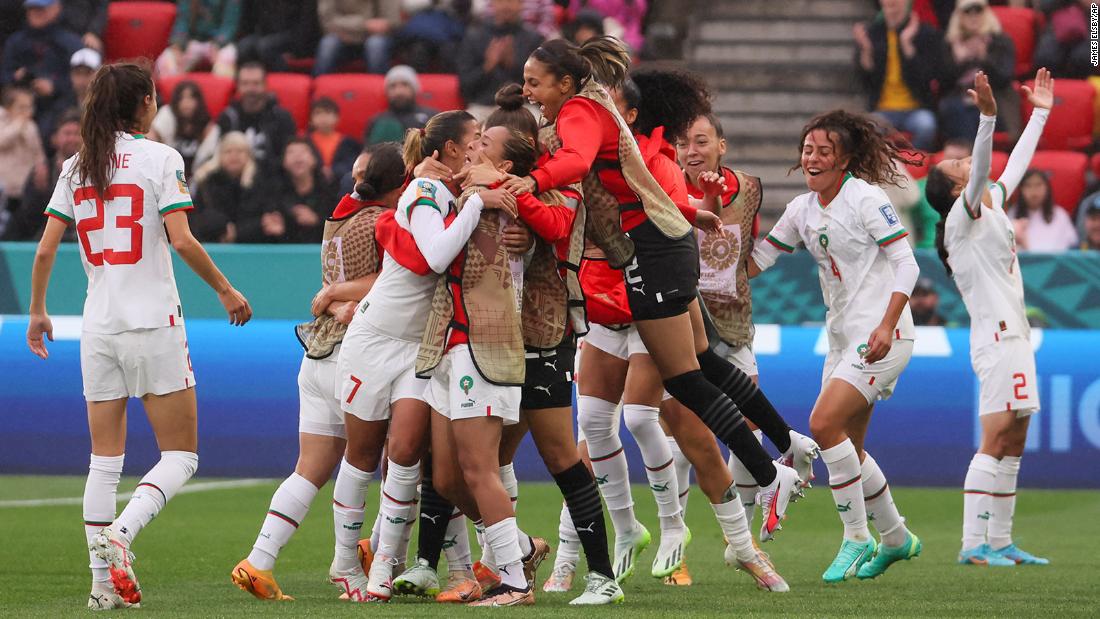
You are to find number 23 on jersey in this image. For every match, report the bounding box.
[74,183,145,266]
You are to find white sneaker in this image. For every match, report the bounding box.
[392,557,441,597]
[87,581,139,611]
[612,522,651,582]
[568,572,625,605]
[651,525,690,578]
[90,526,141,605]
[366,554,396,601]
[542,560,576,592]
[329,561,377,602]
[757,463,803,542]
[780,431,820,488]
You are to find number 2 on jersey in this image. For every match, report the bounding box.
[74,184,145,266]
[1013,372,1028,400]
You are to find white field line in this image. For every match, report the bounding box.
[0,478,271,508]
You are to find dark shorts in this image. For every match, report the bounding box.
[520,342,576,410]
[622,219,700,321]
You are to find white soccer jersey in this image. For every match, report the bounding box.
[764,174,915,352]
[945,182,1029,351]
[46,133,193,334]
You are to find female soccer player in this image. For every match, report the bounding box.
[512,36,810,542]
[749,109,922,583]
[925,68,1053,568]
[327,111,515,602]
[231,144,407,600]
[26,62,252,610]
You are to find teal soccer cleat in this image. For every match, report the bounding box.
[989,543,1049,565]
[822,538,876,583]
[958,544,1015,566]
[857,532,921,579]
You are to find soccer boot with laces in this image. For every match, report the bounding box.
[329,561,379,602]
[467,583,534,607]
[87,581,139,611]
[958,544,1015,566]
[736,548,789,592]
[757,464,803,542]
[857,531,922,579]
[822,538,876,583]
[542,559,575,592]
[392,557,441,597]
[989,543,1049,565]
[612,522,651,582]
[90,526,141,605]
[436,570,482,603]
[780,431,820,488]
[651,525,690,578]
[231,558,293,601]
[521,536,551,585]
[568,571,625,605]
[473,560,501,591]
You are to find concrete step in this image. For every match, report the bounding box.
[716,113,812,140]
[699,0,871,20]
[698,63,861,93]
[696,20,854,44]
[724,139,800,164]
[714,91,863,116]
[692,41,854,64]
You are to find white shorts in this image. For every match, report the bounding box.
[713,341,758,377]
[424,344,520,425]
[298,345,347,438]
[80,326,195,401]
[336,320,427,422]
[972,337,1039,417]
[581,324,647,360]
[822,339,913,405]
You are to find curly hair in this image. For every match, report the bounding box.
[790,110,922,187]
[629,67,712,142]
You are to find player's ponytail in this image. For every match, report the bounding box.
[577,36,631,89]
[356,142,406,200]
[74,62,154,197]
[402,110,476,171]
[925,166,956,277]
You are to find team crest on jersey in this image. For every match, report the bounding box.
[878,203,899,226]
[176,170,189,194]
[459,374,474,395]
[818,233,829,249]
[415,180,437,201]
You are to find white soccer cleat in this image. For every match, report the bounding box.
[87,581,139,611]
[757,463,804,542]
[568,572,625,605]
[365,554,396,601]
[736,549,790,592]
[329,561,378,602]
[90,526,141,605]
[651,526,690,578]
[542,560,576,593]
[780,431,820,488]
[612,522,651,582]
[392,557,441,597]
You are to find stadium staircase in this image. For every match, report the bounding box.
[686,0,875,224]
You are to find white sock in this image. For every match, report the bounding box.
[378,460,419,560]
[369,506,381,554]
[397,490,418,567]
[114,451,198,545]
[84,454,124,583]
[860,453,908,547]
[623,404,683,532]
[989,456,1021,550]
[248,473,319,571]
[555,502,580,565]
[728,429,762,527]
[332,458,371,571]
[500,463,519,508]
[443,509,473,572]
[962,453,998,551]
[820,439,869,542]
[484,518,525,589]
[474,519,494,570]
[579,396,635,540]
[668,436,691,517]
[711,485,754,562]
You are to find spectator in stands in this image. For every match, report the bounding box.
[149,80,220,177]
[308,96,359,182]
[314,0,401,76]
[457,0,543,117]
[59,0,106,52]
[853,0,946,151]
[0,3,23,53]
[1080,202,1100,251]
[1033,0,1092,79]
[391,0,467,72]
[274,138,337,243]
[364,64,436,145]
[480,0,560,39]
[1,0,81,128]
[563,8,605,45]
[1012,169,1078,253]
[192,131,282,243]
[0,85,45,230]
[909,277,948,326]
[236,0,321,73]
[913,138,972,248]
[36,46,95,140]
[2,108,79,240]
[216,62,297,171]
[568,0,647,53]
[938,0,1019,142]
[156,0,242,78]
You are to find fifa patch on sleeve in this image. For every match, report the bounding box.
[176,170,190,194]
[415,180,437,201]
[878,204,899,226]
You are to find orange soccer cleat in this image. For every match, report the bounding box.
[231,559,294,601]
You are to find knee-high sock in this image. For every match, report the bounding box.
[553,460,614,580]
[395,487,419,566]
[623,404,683,530]
[861,453,908,547]
[578,395,636,539]
[332,458,371,571]
[668,437,691,516]
[378,460,419,561]
[727,429,762,526]
[248,473,319,571]
[114,451,198,545]
[711,484,755,563]
[663,371,776,486]
[555,503,581,565]
[962,453,998,551]
[484,518,526,589]
[500,463,519,509]
[442,509,473,572]
[473,519,494,570]
[697,348,791,453]
[417,466,454,569]
[820,439,869,541]
[84,454,124,583]
[988,456,1021,550]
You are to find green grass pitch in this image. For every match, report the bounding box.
[1,476,1096,617]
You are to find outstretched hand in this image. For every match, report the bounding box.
[1021,67,1054,111]
[967,70,997,117]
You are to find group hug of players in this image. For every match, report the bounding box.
[26,36,1053,611]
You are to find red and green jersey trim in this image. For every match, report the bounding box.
[817,173,853,208]
[962,192,982,220]
[44,207,74,224]
[405,197,440,219]
[765,234,795,253]
[876,229,909,246]
[992,181,1008,209]
[159,201,193,215]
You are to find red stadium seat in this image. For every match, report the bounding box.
[1026,151,1088,215]
[1020,79,1095,151]
[417,74,465,112]
[266,73,312,133]
[103,2,177,63]
[1090,152,1100,179]
[990,6,1041,78]
[156,73,235,120]
[312,74,387,142]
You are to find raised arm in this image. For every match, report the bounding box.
[999,68,1054,199]
[962,71,997,214]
